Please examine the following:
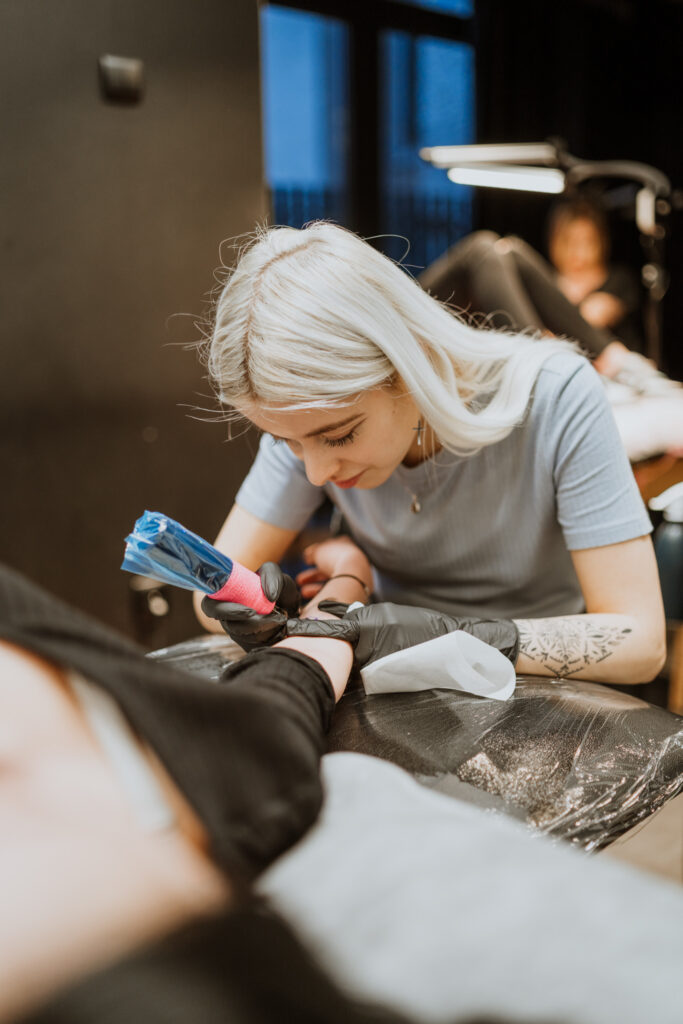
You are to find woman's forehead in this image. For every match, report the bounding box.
[242,402,358,436]
[561,217,600,240]
[241,392,383,437]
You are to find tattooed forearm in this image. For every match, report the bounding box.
[515,618,632,678]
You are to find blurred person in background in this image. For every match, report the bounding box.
[418,197,678,395]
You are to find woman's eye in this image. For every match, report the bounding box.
[324,429,357,448]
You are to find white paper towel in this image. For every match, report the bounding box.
[360,630,516,701]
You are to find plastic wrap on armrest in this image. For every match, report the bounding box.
[326,676,683,852]
[147,635,683,851]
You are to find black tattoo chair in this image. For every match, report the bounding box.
[151,637,683,852]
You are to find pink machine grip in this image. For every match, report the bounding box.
[208,560,276,615]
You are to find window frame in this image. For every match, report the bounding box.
[261,0,475,236]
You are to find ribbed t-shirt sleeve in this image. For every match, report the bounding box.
[235,433,325,531]
[545,359,652,550]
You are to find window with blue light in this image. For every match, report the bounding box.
[379,32,475,269]
[259,2,475,265]
[394,0,474,15]
[260,5,350,226]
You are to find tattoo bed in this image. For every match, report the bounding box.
[151,635,683,853]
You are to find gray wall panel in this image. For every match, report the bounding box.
[1,1,265,640]
[1,0,265,407]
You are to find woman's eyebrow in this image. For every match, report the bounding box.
[267,414,363,443]
[304,414,363,438]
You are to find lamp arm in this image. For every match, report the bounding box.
[565,161,671,198]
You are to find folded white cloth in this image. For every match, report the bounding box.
[360,629,516,701]
[604,387,683,461]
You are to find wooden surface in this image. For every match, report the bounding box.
[603,792,683,885]
[633,454,683,503]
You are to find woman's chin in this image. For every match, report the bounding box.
[355,467,393,489]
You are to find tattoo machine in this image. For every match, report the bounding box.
[121,510,275,614]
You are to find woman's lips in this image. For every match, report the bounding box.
[333,471,363,489]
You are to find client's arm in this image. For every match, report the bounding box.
[288,537,520,668]
[293,537,665,685]
[277,537,372,700]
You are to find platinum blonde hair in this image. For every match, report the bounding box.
[207,221,574,455]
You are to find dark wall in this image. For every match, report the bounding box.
[475,0,683,379]
[0,0,265,643]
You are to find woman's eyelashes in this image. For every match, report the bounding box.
[268,420,363,449]
[323,428,358,448]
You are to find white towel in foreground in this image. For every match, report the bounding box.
[260,753,683,1024]
[360,629,516,701]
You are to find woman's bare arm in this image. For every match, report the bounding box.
[277,537,373,700]
[193,504,298,633]
[514,536,666,684]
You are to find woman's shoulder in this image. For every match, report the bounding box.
[529,349,605,425]
[533,348,599,396]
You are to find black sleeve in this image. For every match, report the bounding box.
[206,647,337,877]
[21,904,416,1024]
[598,265,640,314]
[0,564,336,879]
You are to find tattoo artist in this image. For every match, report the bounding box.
[197,223,665,685]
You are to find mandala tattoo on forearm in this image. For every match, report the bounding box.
[517,619,632,677]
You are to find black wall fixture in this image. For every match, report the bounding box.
[98,54,145,104]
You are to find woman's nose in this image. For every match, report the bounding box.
[303,446,341,487]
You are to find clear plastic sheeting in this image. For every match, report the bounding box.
[149,634,242,681]
[149,636,683,851]
[328,677,683,851]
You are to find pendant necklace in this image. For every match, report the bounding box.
[404,419,442,513]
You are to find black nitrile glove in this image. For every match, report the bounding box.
[201,562,300,653]
[285,601,520,668]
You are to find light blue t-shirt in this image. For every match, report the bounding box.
[235,352,651,618]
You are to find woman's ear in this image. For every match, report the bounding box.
[386,373,408,397]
